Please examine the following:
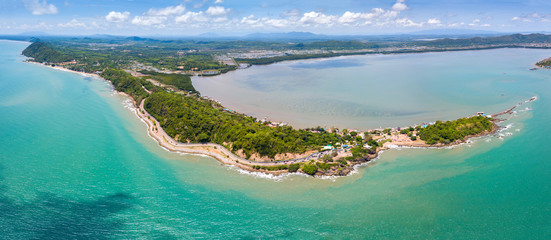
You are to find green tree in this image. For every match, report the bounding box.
[288,163,300,172]
[197,133,210,143]
[302,164,318,175]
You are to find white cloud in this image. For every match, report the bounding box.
[448,22,465,27]
[102,0,438,32]
[131,5,187,27]
[206,6,229,16]
[23,0,58,15]
[427,18,441,25]
[468,19,485,26]
[131,16,167,27]
[396,18,421,27]
[105,11,130,23]
[214,0,223,3]
[212,17,228,23]
[300,11,336,26]
[338,11,362,24]
[264,18,290,28]
[175,11,209,23]
[237,0,426,30]
[147,5,186,16]
[392,0,408,12]
[240,15,263,27]
[511,13,551,23]
[58,19,86,28]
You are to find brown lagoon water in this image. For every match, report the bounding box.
[193,49,543,130]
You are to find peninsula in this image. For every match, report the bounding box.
[18,35,541,176]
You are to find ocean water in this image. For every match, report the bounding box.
[1,40,550,239]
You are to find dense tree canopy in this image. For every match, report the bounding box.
[418,116,493,145]
[100,68,149,102]
[22,41,72,63]
[144,92,341,159]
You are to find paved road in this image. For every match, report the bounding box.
[137,99,328,166]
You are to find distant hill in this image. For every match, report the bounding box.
[126,36,151,41]
[196,32,221,38]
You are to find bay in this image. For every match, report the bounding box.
[1,40,550,239]
[193,49,547,130]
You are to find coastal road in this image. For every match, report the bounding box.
[137,99,328,167]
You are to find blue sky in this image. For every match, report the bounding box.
[0,0,550,36]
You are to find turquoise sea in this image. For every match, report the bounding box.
[1,40,550,239]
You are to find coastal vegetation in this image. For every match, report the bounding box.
[417,33,551,48]
[536,57,551,67]
[100,68,150,102]
[19,33,551,75]
[144,92,341,159]
[17,35,516,175]
[301,164,318,175]
[418,116,493,145]
[139,70,197,93]
[22,41,71,63]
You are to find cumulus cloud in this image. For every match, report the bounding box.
[175,11,209,23]
[427,18,441,25]
[392,0,408,12]
[120,0,435,31]
[131,16,167,27]
[206,6,229,16]
[337,8,398,26]
[300,11,336,26]
[396,18,421,27]
[232,0,428,30]
[23,0,58,15]
[131,5,188,27]
[338,11,363,24]
[105,11,130,23]
[240,15,263,27]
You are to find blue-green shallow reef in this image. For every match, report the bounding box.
[1,40,550,239]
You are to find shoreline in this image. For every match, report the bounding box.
[27,60,537,177]
[26,60,103,79]
[134,92,532,177]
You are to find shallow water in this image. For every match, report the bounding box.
[193,49,547,130]
[1,40,550,239]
